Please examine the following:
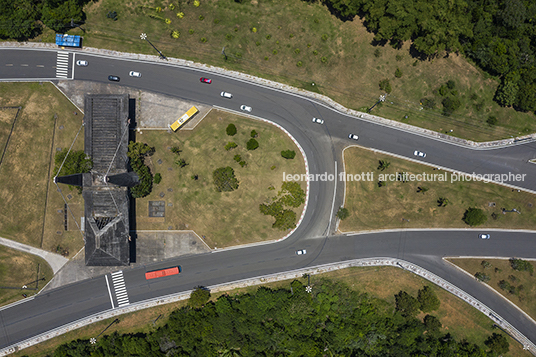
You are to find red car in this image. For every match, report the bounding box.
[200,77,212,84]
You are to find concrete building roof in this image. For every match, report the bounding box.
[83,94,130,266]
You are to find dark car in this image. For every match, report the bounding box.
[108,75,120,82]
[200,77,212,84]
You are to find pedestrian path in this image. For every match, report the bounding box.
[110,271,130,307]
[0,236,68,274]
[55,51,69,79]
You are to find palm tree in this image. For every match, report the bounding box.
[417,186,429,194]
[437,197,449,207]
[377,160,391,171]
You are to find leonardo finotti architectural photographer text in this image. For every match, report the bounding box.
[283,172,527,184]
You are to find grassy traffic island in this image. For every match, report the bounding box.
[339,146,536,232]
[448,258,536,324]
[134,109,306,248]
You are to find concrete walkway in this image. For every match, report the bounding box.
[0,236,69,274]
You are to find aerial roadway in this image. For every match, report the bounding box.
[0,47,535,351]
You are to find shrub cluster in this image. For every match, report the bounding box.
[127,141,155,198]
[259,182,305,230]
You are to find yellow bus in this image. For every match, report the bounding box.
[170,106,198,131]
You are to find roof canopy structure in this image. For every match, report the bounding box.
[82,94,131,266]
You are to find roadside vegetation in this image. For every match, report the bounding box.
[3,0,534,141]
[134,110,306,248]
[339,146,536,232]
[13,266,530,357]
[450,258,536,321]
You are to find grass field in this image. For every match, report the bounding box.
[449,258,536,322]
[339,146,536,232]
[0,107,19,162]
[26,0,536,141]
[0,245,53,307]
[13,266,530,357]
[0,82,85,256]
[134,109,306,248]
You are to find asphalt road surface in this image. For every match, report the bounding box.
[1,48,536,350]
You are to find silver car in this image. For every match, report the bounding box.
[414,150,426,158]
[240,105,252,113]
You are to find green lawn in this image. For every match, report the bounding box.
[0,82,85,256]
[339,146,536,232]
[26,0,536,141]
[134,109,306,248]
[0,245,53,306]
[0,107,18,160]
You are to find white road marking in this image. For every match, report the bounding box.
[111,271,130,307]
[105,275,115,309]
[56,51,70,78]
[327,160,337,234]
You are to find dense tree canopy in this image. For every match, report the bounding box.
[213,166,239,192]
[462,207,488,226]
[46,279,501,356]
[127,141,155,198]
[53,149,92,177]
[0,0,86,39]
[322,0,536,113]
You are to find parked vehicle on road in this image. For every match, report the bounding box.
[170,106,199,132]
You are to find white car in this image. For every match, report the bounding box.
[240,105,252,113]
[312,117,324,124]
[76,60,88,66]
[414,150,426,158]
[296,249,307,255]
[348,134,359,140]
[221,91,233,99]
[479,233,490,240]
[129,71,141,77]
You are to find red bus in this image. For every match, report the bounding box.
[145,266,181,280]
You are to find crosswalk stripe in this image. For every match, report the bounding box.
[55,52,70,79]
[110,270,130,307]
